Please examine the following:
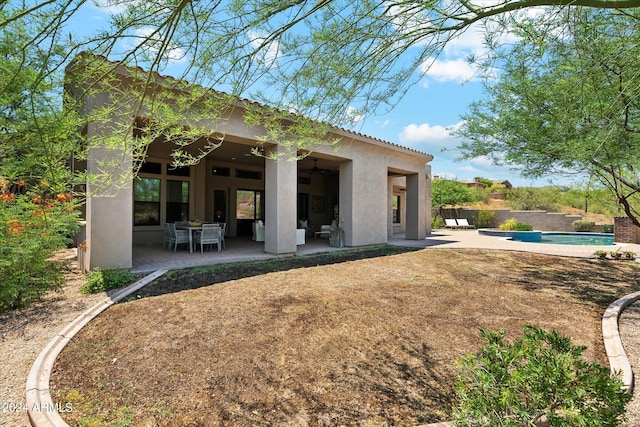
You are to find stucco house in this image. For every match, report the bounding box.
[68,55,433,270]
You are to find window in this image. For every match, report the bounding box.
[133,158,192,227]
[139,161,162,174]
[236,169,262,180]
[134,178,161,225]
[166,180,189,223]
[236,190,263,220]
[167,165,190,177]
[392,195,401,224]
[212,167,230,176]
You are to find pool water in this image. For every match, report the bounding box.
[512,232,615,246]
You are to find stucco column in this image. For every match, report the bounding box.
[340,158,388,246]
[405,171,428,240]
[85,140,133,270]
[387,176,395,239]
[264,146,297,253]
[425,164,432,235]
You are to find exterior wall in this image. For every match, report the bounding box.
[615,217,638,243]
[72,56,432,269]
[443,207,583,232]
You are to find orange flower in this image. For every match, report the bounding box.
[16,180,25,187]
[32,195,42,204]
[7,220,25,236]
[65,192,73,201]
[1,193,15,202]
[56,193,67,202]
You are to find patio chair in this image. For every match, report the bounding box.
[456,218,474,229]
[315,224,331,238]
[218,222,227,248]
[194,224,222,253]
[253,220,265,242]
[163,223,172,249]
[167,223,190,252]
[445,218,460,229]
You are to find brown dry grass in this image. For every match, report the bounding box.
[50,249,640,427]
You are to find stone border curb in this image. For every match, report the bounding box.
[602,290,640,394]
[26,269,167,427]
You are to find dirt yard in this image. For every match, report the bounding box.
[48,248,640,427]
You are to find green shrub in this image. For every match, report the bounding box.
[81,268,137,294]
[0,188,80,311]
[431,216,444,229]
[505,187,560,211]
[573,220,595,232]
[513,222,533,231]
[499,218,532,231]
[472,210,495,228]
[499,218,519,230]
[603,224,614,233]
[453,326,631,426]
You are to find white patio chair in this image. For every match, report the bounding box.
[218,222,226,248]
[456,218,474,229]
[163,223,172,249]
[252,220,265,242]
[194,224,222,253]
[168,223,190,252]
[445,219,460,229]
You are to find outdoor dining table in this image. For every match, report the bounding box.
[175,223,204,253]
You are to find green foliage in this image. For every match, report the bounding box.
[81,268,137,294]
[431,179,475,209]
[0,16,85,311]
[558,187,622,218]
[499,218,519,230]
[573,220,595,232]
[453,326,631,426]
[498,218,532,231]
[0,190,80,311]
[603,224,614,233]
[513,222,533,231]
[458,8,640,225]
[472,210,495,228]
[431,216,445,229]
[505,187,560,211]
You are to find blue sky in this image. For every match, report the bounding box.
[68,2,574,188]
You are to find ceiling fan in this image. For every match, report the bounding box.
[306,158,332,176]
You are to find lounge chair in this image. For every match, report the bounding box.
[456,218,474,229]
[445,218,460,229]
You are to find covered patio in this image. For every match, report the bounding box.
[71,56,433,271]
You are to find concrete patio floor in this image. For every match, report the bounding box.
[132,230,640,273]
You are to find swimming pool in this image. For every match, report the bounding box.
[511,232,615,246]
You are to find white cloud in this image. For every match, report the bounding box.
[398,121,464,158]
[248,31,281,68]
[345,106,364,124]
[420,58,479,83]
